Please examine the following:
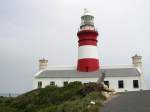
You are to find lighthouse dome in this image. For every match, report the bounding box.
[82,8,93,16]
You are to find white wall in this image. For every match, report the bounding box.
[104,77,141,92]
[33,76,142,92]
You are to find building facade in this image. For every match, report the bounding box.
[33,55,145,92]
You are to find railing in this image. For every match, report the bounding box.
[80,22,94,26]
[78,27,98,32]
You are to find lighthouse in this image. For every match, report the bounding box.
[34,9,145,92]
[77,9,99,72]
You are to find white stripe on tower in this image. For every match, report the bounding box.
[78,45,99,59]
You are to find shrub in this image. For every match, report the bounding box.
[0,82,108,112]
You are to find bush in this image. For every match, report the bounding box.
[0,82,108,112]
[0,105,17,112]
[37,105,57,112]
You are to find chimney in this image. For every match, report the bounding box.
[39,58,48,71]
[132,54,142,70]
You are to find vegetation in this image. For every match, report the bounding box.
[0,82,108,112]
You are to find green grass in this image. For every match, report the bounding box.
[0,81,108,112]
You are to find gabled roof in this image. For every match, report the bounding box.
[35,67,141,78]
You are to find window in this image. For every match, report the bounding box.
[38,81,42,88]
[104,81,109,88]
[84,83,88,85]
[118,80,124,88]
[64,81,68,86]
[133,80,139,88]
[50,81,55,86]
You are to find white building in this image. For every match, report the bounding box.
[33,10,145,92]
[33,54,145,92]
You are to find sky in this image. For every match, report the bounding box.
[0,0,150,93]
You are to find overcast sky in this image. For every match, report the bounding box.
[0,0,150,93]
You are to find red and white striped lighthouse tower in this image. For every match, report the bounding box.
[77,9,100,72]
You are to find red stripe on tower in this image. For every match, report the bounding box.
[77,9,100,72]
